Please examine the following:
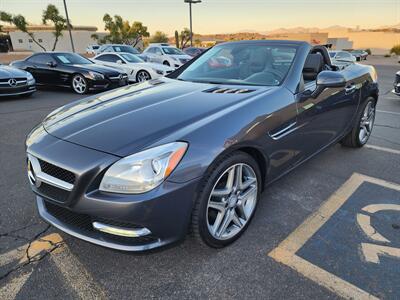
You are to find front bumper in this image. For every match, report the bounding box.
[27,129,199,251]
[0,84,36,97]
[393,82,400,96]
[88,76,128,91]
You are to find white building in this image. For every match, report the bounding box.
[3,25,100,53]
[327,37,354,50]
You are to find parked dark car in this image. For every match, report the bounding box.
[183,47,207,57]
[25,41,378,251]
[11,52,128,94]
[0,64,36,97]
[350,50,368,61]
[393,71,400,95]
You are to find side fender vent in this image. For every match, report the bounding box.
[203,87,255,94]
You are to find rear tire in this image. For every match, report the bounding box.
[163,61,170,66]
[341,97,376,148]
[191,151,262,248]
[136,70,151,82]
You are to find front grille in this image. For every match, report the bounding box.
[44,201,158,246]
[37,182,70,203]
[38,159,75,184]
[45,201,93,231]
[0,77,26,83]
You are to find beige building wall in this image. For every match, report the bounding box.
[9,30,98,53]
[328,31,400,54]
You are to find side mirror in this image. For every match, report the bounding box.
[316,71,346,88]
[301,71,346,101]
[47,61,56,68]
[116,60,123,65]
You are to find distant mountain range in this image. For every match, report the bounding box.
[234,24,400,35]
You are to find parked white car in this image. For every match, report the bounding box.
[329,51,356,63]
[143,43,192,68]
[86,44,100,55]
[92,52,174,83]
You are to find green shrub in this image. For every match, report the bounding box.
[390,45,400,56]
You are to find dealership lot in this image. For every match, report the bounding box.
[0,58,399,299]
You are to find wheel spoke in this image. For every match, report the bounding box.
[235,164,243,189]
[208,200,226,212]
[216,210,233,237]
[211,210,225,235]
[232,211,244,228]
[241,176,256,190]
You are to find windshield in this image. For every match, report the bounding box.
[113,46,140,54]
[54,53,92,65]
[162,47,185,55]
[177,43,297,86]
[120,53,144,63]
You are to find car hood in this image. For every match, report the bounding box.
[134,62,173,71]
[170,54,192,61]
[0,66,29,79]
[72,64,121,75]
[43,79,274,157]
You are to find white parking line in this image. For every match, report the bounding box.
[50,245,107,300]
[0,271,32,300]
[0,233,107,299]
[365,144,400,155]
[376,110,400,116]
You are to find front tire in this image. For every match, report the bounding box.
[136,70,151,82]
[163,61,170,66]
[71,74,88,94]
[341,97,376,148]
[191,151,261,248]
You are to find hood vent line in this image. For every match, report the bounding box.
[203,87,255,94]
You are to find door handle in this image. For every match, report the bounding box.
[345,84,356,94]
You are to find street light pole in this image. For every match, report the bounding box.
[189,2,193,46]
[184,0,201,47]
[63,0,75,52]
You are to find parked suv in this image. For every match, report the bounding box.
[143,43,192,68]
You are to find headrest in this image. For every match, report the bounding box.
[303,54,324,81]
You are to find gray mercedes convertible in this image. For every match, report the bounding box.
[26,40,378,251]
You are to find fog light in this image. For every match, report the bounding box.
[92,222,151,237]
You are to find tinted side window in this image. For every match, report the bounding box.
[28,54,52,64]
[97,54,119,62]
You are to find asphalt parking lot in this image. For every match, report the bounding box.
[0,57,399,299]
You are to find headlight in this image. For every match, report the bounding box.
[100,142,188,194]
[26,72,35,84]
[88,71,104,80]
[152,68,164,75]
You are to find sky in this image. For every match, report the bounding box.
[1,0,399,35]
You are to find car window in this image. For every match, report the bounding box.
[146,48,155,54]
[96,54,120,63]
[162,47,185,55]
[155,48,163,55]
[177,43,297,86]
[28,54,53,64]
[113,46,140,54]
[120,53,143,63]
[54,53,92,65]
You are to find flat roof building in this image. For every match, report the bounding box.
[3,25,99,53]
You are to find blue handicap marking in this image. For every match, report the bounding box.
[296,181,400,299]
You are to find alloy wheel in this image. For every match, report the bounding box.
[206,163,258,240]
[72,75,87,94]
[136,71,151,82]
[359,100,375,144]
